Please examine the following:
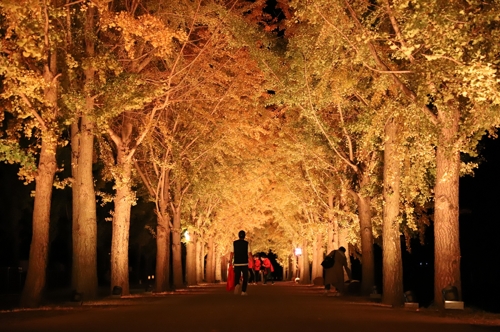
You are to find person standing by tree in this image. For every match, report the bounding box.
[261,254,275,285]
[230,230,252,296]
[324,247,351,296]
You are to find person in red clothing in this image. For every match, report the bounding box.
[248,255,255,284]
[253,255,262,284]
[261,254,274,285]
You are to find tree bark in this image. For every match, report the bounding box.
[299,240,310,284]
[312,232,323,281]
[20,136,58,307]
[215,251,222,282]
[185,232,197,286]
[357,173,375,295]
[327,190,335,253]
[110,149,132,295]
[382,118,404,307]
[68,5,98,301]
[71,114,98,300]
[155,215,171,292]
[206,237,215,283]
[171,176,184,289]
[196,234,203,283]
[434,107,461,308]
[20,46,59,307]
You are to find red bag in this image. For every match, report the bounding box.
[226,265,235,291]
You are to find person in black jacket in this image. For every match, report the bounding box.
[230,230,253,296]
[324,246,351,296]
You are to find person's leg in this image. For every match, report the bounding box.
[241,266,249,292]
[249,269,254,283]
[234,266,241,286]
[265,268,272,284]
[234,266,243,294]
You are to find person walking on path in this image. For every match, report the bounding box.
[230,230,252,295]
[324,246,351,296]
[261,254,274,285]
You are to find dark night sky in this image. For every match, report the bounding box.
[458,136,500,312]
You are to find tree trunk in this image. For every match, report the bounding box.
[299,240,310,284]
[293,254,298,280]
[358,174,375,295]
[196,235,203,283]
[215,251,222,282]
[20,137,58,307]
[327,191,335,253]
[71,114,98,300]
[185,233,196,286]
[70,3,98,301]
[206,237,215,283]
[434,107,461,308]
[312,233,323,281]
[20,49,59,307]
[110,150,132,296]
[155,215,171,292]
[382,118,404,307]
[171,178,183,289]
[221,256,228,282]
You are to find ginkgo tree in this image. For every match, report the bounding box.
[95,0,188,295]
[0,0,72,308]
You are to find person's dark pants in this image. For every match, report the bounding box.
[254,270,261,282]
[248,269,255,283]
[263,268,273,284]
[234,265,249,292]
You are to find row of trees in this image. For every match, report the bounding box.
[1,0,499,309]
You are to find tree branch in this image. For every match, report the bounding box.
[19,93,47,131]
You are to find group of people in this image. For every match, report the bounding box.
[249,252,274,285]
[229,230,275,296]
[230,229,351,297]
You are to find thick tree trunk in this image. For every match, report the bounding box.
[215,251,222,282]
[20,52,59,307]
[185,233,196,286]
[357,174,375,295]
[155,215,171,292]
[171,177,183,289]
[20,137,58,307]
[382,118,404,307]
[299,240,310,284]
[206,237,215,283]
[110,151,132,296]
[70,4,98,301]
[434,107,461,308]
[327,191,335,253]
[196,235,203,283]
[312,233,323,281]
[71,115,98,300]
[221,256,228,282]
[293,254,298,280]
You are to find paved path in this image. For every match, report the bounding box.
[0,282,498,332]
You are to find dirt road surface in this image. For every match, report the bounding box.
[1,282,498,332]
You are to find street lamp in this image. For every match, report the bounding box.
[184,230,191,242]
